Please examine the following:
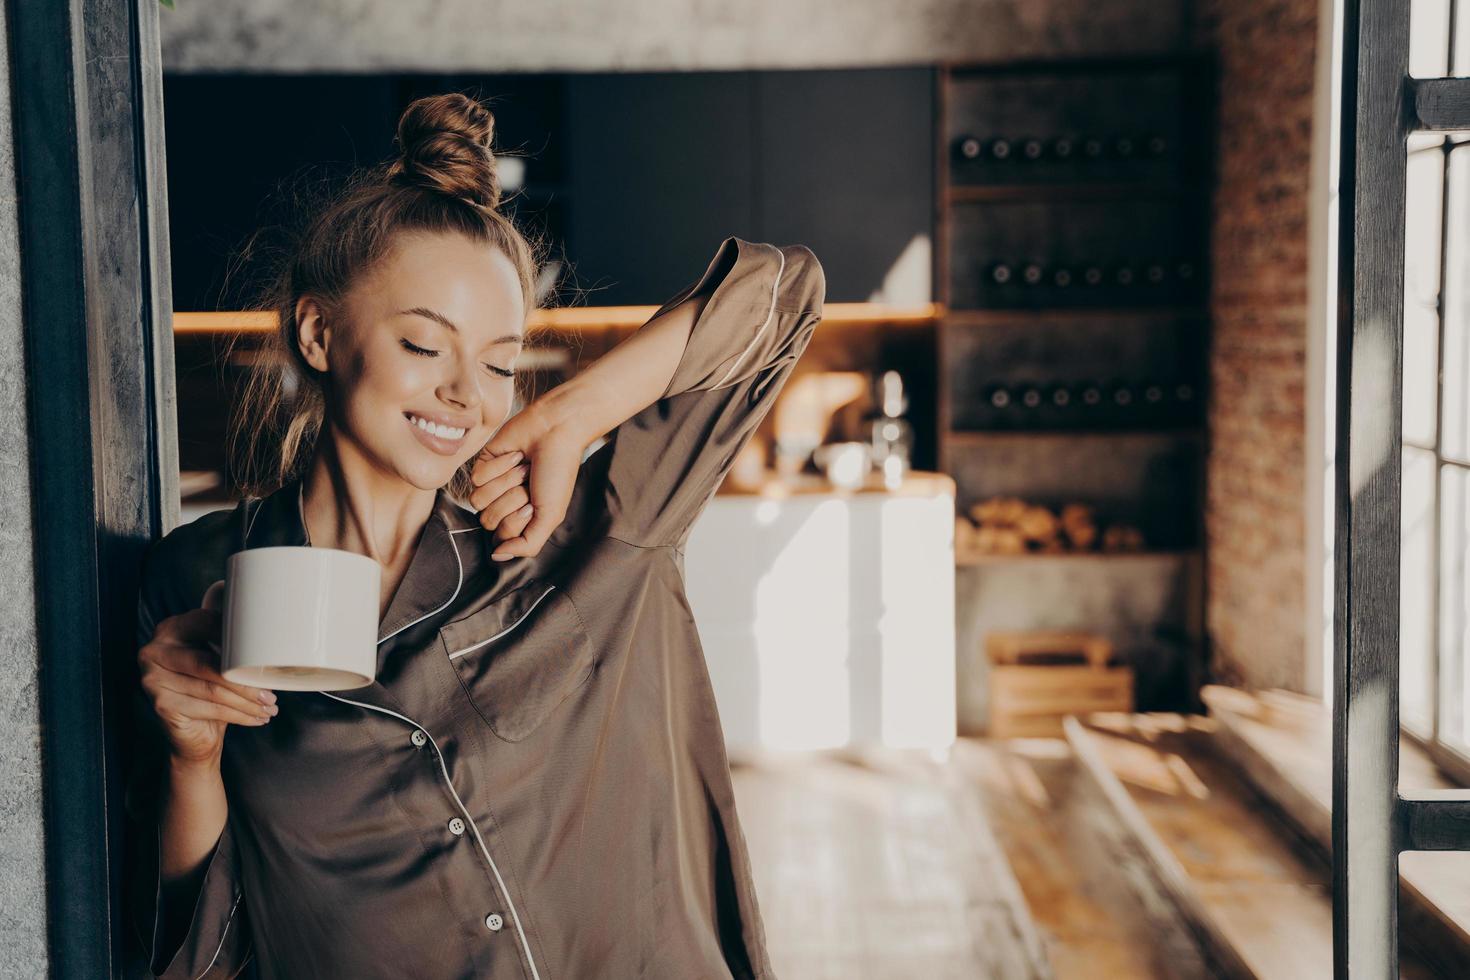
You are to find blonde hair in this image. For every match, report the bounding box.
[224,92,550,501]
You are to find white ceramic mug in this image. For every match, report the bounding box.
[221,546,381,691]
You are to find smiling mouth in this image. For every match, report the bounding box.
[404,412,470,455]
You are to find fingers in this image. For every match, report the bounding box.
[153,687,273,728]
[476,484,530,533]
[490,518,554,561]
[147,669,278,722]
[144,628,275,706]
[491,443,580,560]
[495,501,535,543]
[471,448,524,487]
[468,461,529,512]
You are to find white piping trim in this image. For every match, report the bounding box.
[244,482,304,545]
[244,498,263,543]
[316,527,544,980]
[316,688,543,980]
[375,523,475,646]
[193,891,244,980]
[711,243,785,390]
[447,585,557,660]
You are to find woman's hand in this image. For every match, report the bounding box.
[469,396,594,561]
[138,580,279,767]
[470,291,710,559]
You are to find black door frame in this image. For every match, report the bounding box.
[8,0,178,974]
[1334,0,1470,975]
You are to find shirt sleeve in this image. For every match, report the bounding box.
[125,541,254,979]
[600,236,827,550]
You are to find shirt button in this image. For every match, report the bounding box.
[410,729,428,748]
[448,817,466,836]
[484,912,504,932]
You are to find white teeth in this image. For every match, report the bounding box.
[407,414,467,440]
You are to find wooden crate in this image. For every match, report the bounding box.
[986,630,1133,737]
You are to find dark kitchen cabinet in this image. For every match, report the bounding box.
[164,69,935,311]
[561,68,934,306]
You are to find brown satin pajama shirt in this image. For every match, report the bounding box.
[124,236,826,979]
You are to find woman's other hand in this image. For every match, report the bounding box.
[137,580,278,767]
[469,398,591,561]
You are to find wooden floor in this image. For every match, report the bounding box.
[729,743,1052,980]
[728,710,1469,979]
[1201,687,1470,977]
[1078,714,1438,979]
[729,738,1216,979]
[951,735,1214,979]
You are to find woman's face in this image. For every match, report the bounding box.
[296,230,525,490]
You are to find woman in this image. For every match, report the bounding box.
[125,93,824,980]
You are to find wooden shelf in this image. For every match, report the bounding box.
[173,301,943,336]
[947,181,1192,204]
[176,304,1212,336]
[946,426,1204,444]
[942,307,1206,326]
[956,547,1198,567]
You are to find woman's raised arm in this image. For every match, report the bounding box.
[473,236,826,556]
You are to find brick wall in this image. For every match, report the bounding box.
[1194,0,1320,689]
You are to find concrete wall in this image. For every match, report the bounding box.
[157,0,1189,72]
[1195,0,1320,690]
[0,0,47,971]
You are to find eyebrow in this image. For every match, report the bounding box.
[398,307,523,346]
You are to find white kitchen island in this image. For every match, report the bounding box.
[682,471,957,755]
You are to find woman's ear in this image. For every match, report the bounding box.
[293,294,332,373]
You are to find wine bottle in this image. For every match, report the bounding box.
[1106,380,1136,428]
[956,135,983,160]
[1079,381,1105,429]
[1114,136,1136,158]
[1115,265,1135,287]
[1147,134,1168,156]
[1019,384,1044,409]
[990,262,1013,285]
[1021,262,1044,286]
[988,138,1013,161]
[1143,384,1165,422]
[1083,266,1104,286]
[1053,267,1073,288]
[1053,137,1075,159]
[1047,383,1073,408]
[1022,138,1045,161]
[983,383,1013,409]
[1083,137,1104,159]
[1146,263,1166,284]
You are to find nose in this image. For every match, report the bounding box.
[438,353,483,412]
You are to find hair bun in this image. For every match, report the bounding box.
[388,93,502,210]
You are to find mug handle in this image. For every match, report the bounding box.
[201,578,227,658]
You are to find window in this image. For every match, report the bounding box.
[1399,0,1470,776]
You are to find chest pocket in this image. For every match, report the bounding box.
[438,581,596,742]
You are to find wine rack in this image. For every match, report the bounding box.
[938,57,1213,718]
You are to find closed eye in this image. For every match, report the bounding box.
[400,338,515,378]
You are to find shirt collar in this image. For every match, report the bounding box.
[243,474,487,645]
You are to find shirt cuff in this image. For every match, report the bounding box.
[655,236,826,400]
